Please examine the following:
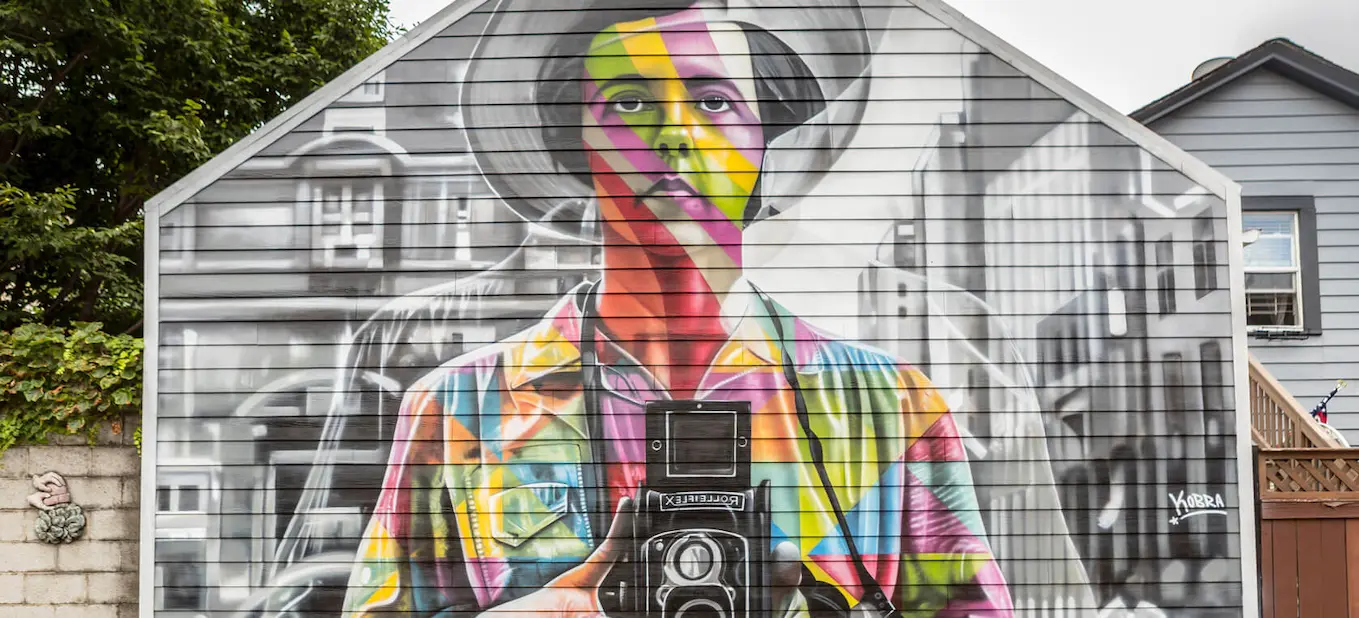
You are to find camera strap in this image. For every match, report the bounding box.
[754,291,899,618]
[578,281,614,544]
[576,281,896,617]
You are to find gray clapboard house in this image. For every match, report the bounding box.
[1134,38,1359,443]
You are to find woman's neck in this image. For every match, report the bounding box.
[594,228,742,398]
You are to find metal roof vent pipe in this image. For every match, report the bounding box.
[1192,56,1236,81]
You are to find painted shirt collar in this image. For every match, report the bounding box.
[504,277,790,392]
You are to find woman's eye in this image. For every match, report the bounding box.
[611,96,647,114]
[697,95,732,113]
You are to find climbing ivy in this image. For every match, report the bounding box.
[0,323,142,455]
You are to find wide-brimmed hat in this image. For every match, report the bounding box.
[461,0,880,234]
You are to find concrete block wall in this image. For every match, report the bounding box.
[0,421,139,618]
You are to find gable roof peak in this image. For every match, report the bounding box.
[143,0,1240,218]
[1132,36,1359,124]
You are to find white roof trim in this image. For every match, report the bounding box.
[911,0,1242,201]
[144,0,487,218]
[148,0,1243,218]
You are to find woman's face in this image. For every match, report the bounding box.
[580,7,765,255]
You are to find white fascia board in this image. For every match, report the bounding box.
[139,158,160,618]
[143,0,487,219]
[913,0,1243,203]
[1223,182,1261,618]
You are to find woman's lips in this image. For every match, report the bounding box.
[631,176,728,226]
[640,176,699,200]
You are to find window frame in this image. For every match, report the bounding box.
[1242,196,1321,335]
[1192,215,1219,299]
[1244,210,1301,328]
[1154,234,1177,315]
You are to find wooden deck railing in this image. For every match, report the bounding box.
[1250,355,1342,449]
[1250,358,1359,615]
[1258,448,1359,501]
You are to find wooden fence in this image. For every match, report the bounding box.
[1259,449,1359,501]
[1257,448,1359,618]
[1252,355,1359,617]
[1259,502,1359,618]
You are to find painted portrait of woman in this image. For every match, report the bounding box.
[341,1,1015,616]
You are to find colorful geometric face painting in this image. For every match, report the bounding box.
[146,1,1247,617]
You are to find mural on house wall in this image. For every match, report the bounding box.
[150,1,1244,617]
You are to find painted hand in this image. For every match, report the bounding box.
[479,497,806,618]
[769,540,807,617]
[477,497,636,618]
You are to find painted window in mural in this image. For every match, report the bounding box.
[150,1,1245,617]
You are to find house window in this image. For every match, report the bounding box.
[402,180,453,262]
[161,217,189,253]
[1155,236,1176,315]
[1160,355,1191,545]
[455,198,473,262]
[1192,216,1218,299]
[157,484,203,512]
[156,540,207,611]
[1243,211,1301,329]
[1198,342,1225,415]
[1162,353,1187,424]
[1198,340,1230,552]
[892,219,921,269]
[339,70,387,104]
[401,181,485,265]
[322,107,386,134]
[308,180,384,269]
[158,206,196,271]
[1243,197,1321,334]
[157,473,210,513]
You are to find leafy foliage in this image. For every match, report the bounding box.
[1,0,397,332]
[0,184,143,329]
[0,1,395,450]
[0,323,143,455]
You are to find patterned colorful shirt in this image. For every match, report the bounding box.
[342,282,1014,616]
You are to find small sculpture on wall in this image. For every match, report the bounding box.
[27,472,85,544]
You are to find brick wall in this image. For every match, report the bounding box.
[0,422,139,618]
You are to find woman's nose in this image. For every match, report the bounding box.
[654,125,695,161]
[653,100,698,163]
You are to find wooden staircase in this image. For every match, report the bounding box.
[1250,355,1357,501]
[1250,355,1344,450]
[1249,356,1359,618]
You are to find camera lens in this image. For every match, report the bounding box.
[676,542,714,581]
[674,598,727,618]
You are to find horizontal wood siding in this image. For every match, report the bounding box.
[148,1,1244,616]
[1151,69,1359,443]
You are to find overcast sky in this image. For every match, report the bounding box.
[387,0,1359,113]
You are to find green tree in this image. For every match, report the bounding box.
[1,0,396,333]
[0,0,395,450]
